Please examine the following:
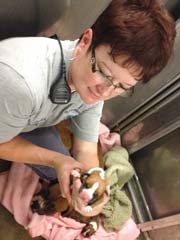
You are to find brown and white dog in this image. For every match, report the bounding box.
[31,167,109,237]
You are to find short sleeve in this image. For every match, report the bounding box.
[0,63,33,143]
[69,101,104,143]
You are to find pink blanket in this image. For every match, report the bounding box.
[0,163,139,240]
[0,124,140,240]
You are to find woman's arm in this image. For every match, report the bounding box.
[72,136,100,169]
[0,136,84,201]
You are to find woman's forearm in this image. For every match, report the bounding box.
[0,136,67,168]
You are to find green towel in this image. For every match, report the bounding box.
[102,145,134,232]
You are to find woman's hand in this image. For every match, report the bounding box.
[53,154,85,203]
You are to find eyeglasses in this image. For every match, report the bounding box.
[90,49,134,97]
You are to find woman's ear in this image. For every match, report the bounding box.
[75,28,93,56]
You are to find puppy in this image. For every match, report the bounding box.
[31,167,108,237]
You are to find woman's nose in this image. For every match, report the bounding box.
[95,84,113,98]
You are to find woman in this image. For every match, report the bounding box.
[0,0,176,215]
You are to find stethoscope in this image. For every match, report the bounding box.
[49,35,71,104]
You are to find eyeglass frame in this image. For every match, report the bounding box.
[90,48,134,97]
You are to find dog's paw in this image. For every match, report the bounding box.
[81,221,98,237]
[31,195,56,215]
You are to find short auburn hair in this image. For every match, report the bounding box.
[90,0,176,82]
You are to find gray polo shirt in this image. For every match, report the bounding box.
[0,37,103,144]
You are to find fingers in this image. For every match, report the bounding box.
[55,157,85,202]
[102,189,110,204]
[59,177,71,203]
[74,161,86,172]
[106,185,110,195]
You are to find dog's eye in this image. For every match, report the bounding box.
[81,182,91,189]
[93,192,99,200]
[93,193,97,198]
[88,192,100,205]
[80,173,89,183]
[84,183,89,188]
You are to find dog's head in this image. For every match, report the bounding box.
[78,167,108,206]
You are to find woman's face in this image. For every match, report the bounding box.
[69,29,141,105]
